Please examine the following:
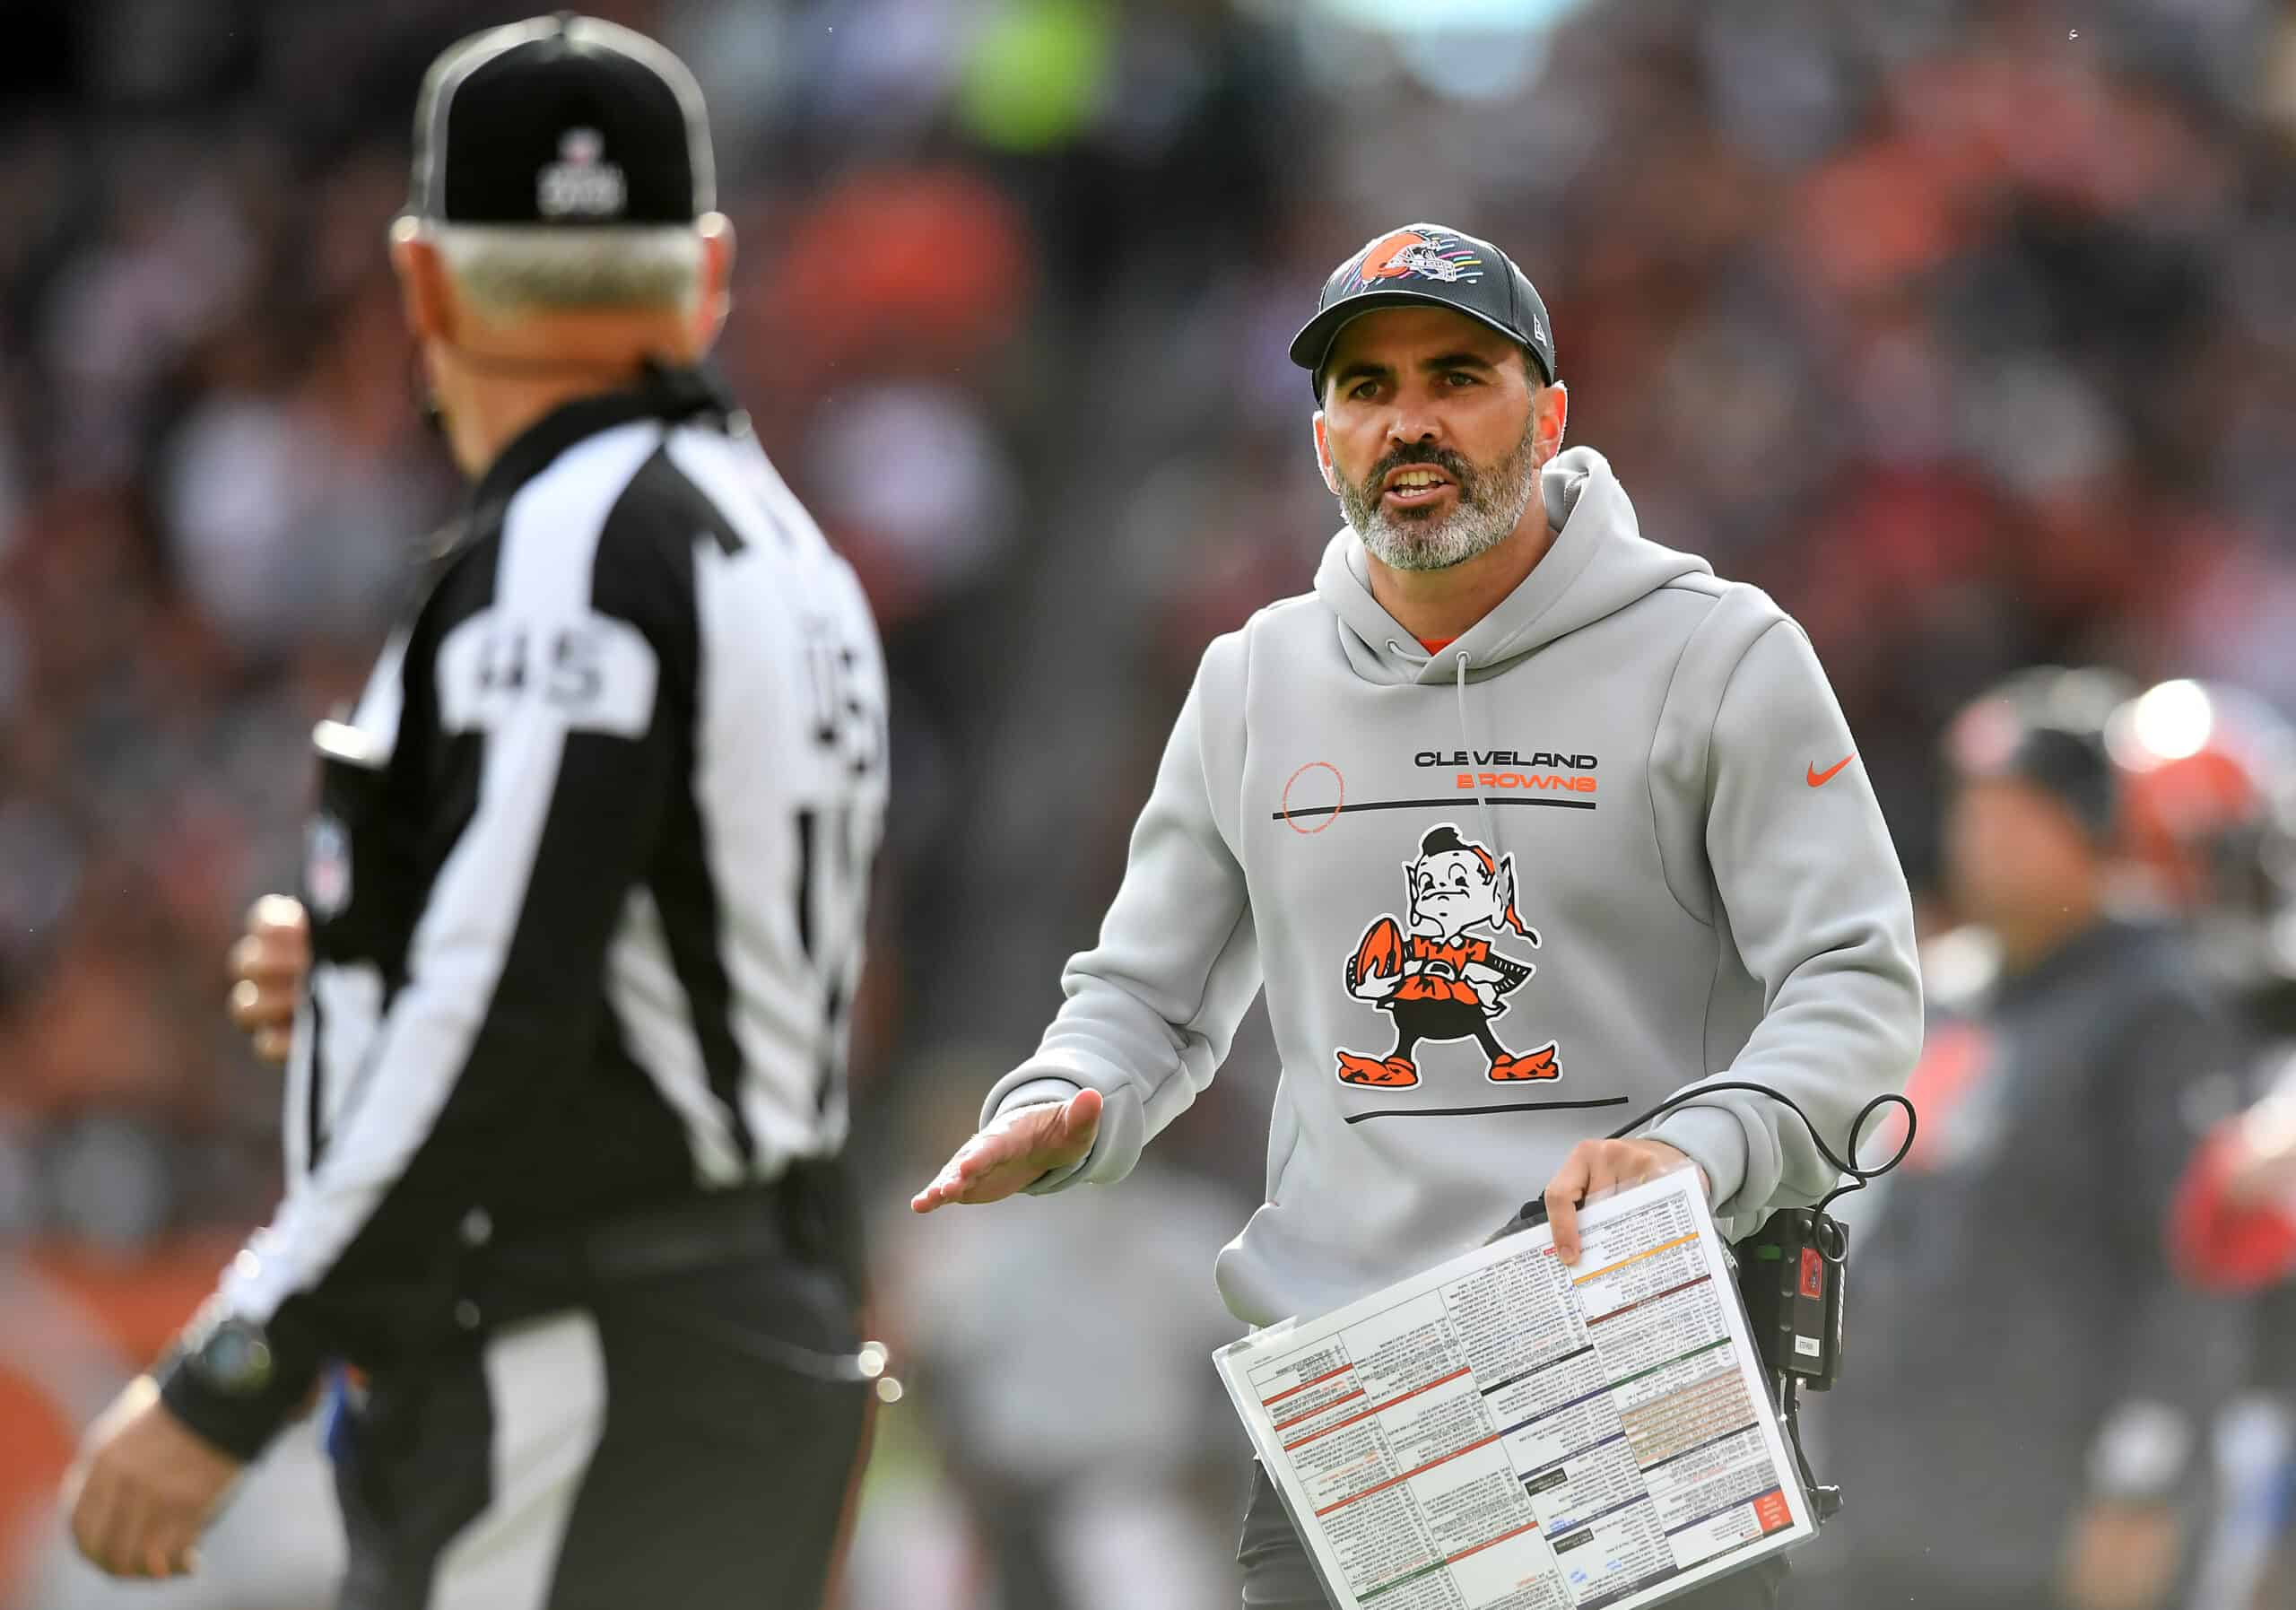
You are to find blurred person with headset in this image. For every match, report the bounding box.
[1806,669,2248,1610]
[59,15,890,1608]
[913,222,1924,1608]
[2105,678,2296,1610]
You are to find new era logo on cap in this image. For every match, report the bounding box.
[410,13,714,228]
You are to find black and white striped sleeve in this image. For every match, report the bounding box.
[161,466,689,1459]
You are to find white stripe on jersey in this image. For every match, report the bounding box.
[285,626,410,1185]
[350,626,412,755]
[311,962,386,1138]
[225,423,662,1323]
[662,421,830,561]
[431,1312,609,1610]
[283,994,316,1187]
[605,885,746,1186]
[665,426,887,1172]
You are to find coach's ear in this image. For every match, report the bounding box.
[1312,412,1341,497]
[1535,380,1570,466]
[388,216,456,344]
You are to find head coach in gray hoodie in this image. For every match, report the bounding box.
[914,224,1924,1608]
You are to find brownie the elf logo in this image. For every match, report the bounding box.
[1335,823,1561,1088]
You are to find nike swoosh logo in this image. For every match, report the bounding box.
[1807,754,1856,788]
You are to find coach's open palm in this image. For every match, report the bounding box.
[911,1088,1102,1212]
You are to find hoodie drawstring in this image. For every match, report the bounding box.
[1383,639,1503,857]
[1456,651,1501,854]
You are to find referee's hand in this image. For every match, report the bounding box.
[64,1376,239,1580]
[910,1088,1103,1213]
[227,895,308,1065]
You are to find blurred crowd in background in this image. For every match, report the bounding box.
[7,0,2296,1605]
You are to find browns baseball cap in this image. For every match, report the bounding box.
[408,13,714,227]
[1290,223,1556,401]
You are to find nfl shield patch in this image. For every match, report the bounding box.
[306,814,352,918]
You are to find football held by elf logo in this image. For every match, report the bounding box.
[916,222,1922,1610]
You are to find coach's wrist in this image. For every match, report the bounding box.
[984,1077,1097,1193]
[989,1077,1085,1127]
[1645,1106,1746,1215]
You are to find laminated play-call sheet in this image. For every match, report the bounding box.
[1214,1169,1813,1610]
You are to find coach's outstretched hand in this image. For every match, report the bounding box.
[911,1088,1102,1213]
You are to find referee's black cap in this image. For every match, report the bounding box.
[408,13,714,227]
[1291,223,1555,402]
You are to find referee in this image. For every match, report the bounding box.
[62,17,889,1609]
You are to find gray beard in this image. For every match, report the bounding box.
[1340,420,1544,573]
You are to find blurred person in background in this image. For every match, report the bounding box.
[2175,1068,2296,1610]
[2178,1090,2296,1305]
[57,16,888,1609]
[1805,668,2247,1610]
[2109,681,2296,1013]
[915,222,1922,1610]
[2108,679,2296,1610]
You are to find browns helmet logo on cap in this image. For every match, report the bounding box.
[1353,228,1487,287]
[1291,221,1555,398]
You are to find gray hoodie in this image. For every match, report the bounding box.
[986,447,1922,1327]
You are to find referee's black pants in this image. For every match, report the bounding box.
[328,1239,868,1610]
[1238,1465,1787,1610]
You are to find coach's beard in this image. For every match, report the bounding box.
[1341,417,1543,573]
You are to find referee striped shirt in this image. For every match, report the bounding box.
[164,366,887,1458]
